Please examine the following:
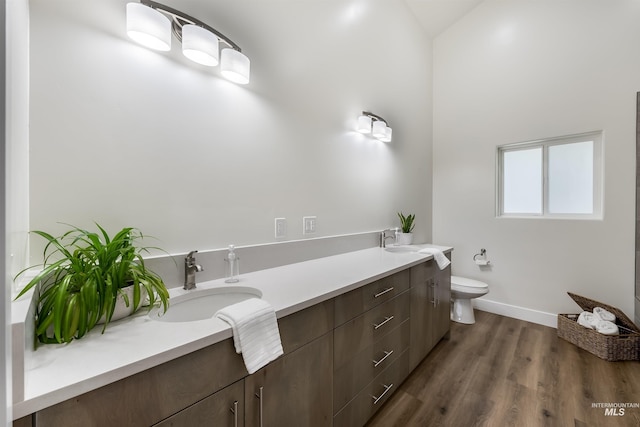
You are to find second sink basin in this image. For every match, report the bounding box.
[384,245,418,253]
[149,286,263,323]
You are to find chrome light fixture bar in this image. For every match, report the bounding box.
[126,1,250,84]
[357,111,392,142]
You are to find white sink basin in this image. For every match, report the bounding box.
[384,245,418,253]
[149,286,262,323]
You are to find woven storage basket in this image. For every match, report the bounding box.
[557,292,640,361]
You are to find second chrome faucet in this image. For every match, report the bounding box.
[379,228,398,248]
[184,250,204,290]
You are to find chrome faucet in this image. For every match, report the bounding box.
[379,228,398,248]
[184,250,204,290]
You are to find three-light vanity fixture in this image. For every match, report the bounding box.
[356,112,392,142]
[126,1,250,84]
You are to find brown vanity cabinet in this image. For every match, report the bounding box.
[23,255,452,427]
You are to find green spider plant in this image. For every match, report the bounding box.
[14,223,170,344]
[397,212,416,233]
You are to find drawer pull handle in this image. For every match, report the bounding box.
[373,350,394,368]
[372,383,394,405]
[230,400,238,427]
[255,386,264,427]
[374,287,395,298]
[431,281,437,307]
[373,315,394,330]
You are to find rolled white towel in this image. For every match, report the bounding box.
[596,320,619,336]
[577,311,599,329]
[593,307,616,323]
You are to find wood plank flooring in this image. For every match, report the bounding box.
[366,311,640,427]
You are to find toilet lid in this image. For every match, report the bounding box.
[451,276,488,289]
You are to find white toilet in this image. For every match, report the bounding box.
[450,276,489,324]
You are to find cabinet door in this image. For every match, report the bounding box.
[409,261,436,371]
[153,379,244,427]
[244,332,333,427]
[433,264,451,343]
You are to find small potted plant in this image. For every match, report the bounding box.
[397,212,415,245]
[14,223,170,344]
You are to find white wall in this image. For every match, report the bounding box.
[6,0,28,286]
[5,0,29,423]
[1,0,7,421]
[27,0,433,260]
[433,0,640,321]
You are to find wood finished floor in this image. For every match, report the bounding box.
[366,311,640,427]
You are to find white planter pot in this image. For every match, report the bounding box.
[98,285,147,324]
[396,232,414,245]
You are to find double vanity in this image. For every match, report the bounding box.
[13,244,452,427]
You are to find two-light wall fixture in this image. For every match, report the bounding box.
[126,1,250,84]
[356,112,392,142]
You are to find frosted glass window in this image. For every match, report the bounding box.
[497,131,602,219]
[548,141,593,214]
[503,148,542,214]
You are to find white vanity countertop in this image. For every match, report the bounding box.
[13,244,451,418]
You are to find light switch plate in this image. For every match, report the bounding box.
[303,216,317,234]
[275,218,287,238]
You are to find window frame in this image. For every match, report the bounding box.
[496,131,603,219]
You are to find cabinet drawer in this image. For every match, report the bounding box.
[333,319,410,413]
[278,299,334,354]
[333,349,410,427]
[334,290,410,369]
[335,269,410,326]
[153,379,244,427]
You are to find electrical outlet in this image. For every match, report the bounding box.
[275,218,287,238]
[303,216,317,234]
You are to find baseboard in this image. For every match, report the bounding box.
[473,298,558,328]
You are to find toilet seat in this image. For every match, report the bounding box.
[451,276,488,295]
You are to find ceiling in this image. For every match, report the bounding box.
[404,0,484,38]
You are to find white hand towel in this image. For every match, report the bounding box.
[577,311,599,329]
[418,248,451,270]
[596,320,619,336]
[593,307,616,323]
[215,298,284,374]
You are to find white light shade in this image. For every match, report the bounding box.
[126,3,171,51]
[182,25,220,66]
[372,120,387,139]
[381,126,392,142]
[220,48,250,84]
[357,115,372,133]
